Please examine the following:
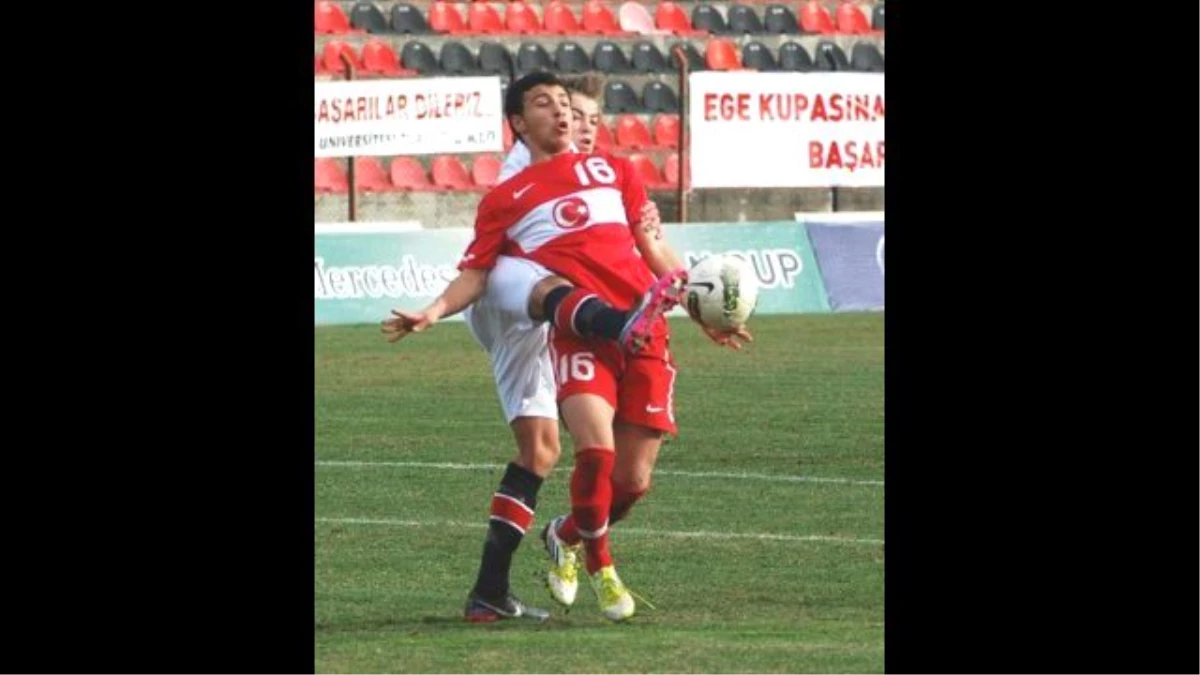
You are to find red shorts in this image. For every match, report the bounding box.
[548,320,678,436]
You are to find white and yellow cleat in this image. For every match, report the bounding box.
[540,515,581,607]
[589,565,636,622]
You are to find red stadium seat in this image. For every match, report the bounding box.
[428,2,469,34]
[705,39,741,70]
[628,153,666,188]
[663,152,680,187]
[315,1,351,34]
[544,1,584,34]
[390,157,438,190]
[431,155,475,190]
[472,155,504,188]
[594,119,615,151]
[836,1,872,34]
[617,1,657,34]
[655,1,706,36]
[615,115,653,150]
[653,114,680,149]
[315,159,348,193]
[503,123,515,151]
[361,40,409,76]
[799,0,836,34]
[321,41,362,73]
[506,3,543,34]
[353,157,393,192]
[467,3,504,34]
[582,1,631,35]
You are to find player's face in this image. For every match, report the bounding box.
[570,93,601,154]
[514,84,572,156]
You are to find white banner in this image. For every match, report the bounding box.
[314,77,504,157]
[689,72,884,188]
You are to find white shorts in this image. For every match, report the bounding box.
[464,255,557,423]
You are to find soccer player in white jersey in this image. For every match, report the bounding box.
[383,73,698,622]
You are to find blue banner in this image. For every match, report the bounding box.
[804,221,884,311]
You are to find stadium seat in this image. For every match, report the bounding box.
[478,42,514,78]
[663,151,681,186]
[353,157,393,192]
[691,4,729,34]
[799,0,836,34]
[472,155,504,188]
[813,40,850,70]
[628,153,666,188]
[763,4,800,34]
[742,41,779,71]
[631,41,671,73]
[315,53,327,75]
[668,41,706,70]
[727,5,765,34]
[582,1,629,35]
[642,81,679,113]
[836,1,872,34]
[655,2,706,36]
[432,155,475,190]
[315,1,352,34]
[705,39,741,70]
[315,159,348,193]
[544,1,584,34]
[361,40,409,76]
[593,41,632,73]
[401,41,440,74]
[440,41,479,75]
[615,115,653,150]
[778,41,814,71]
[468,3,504,34]
[428,2,468,34]
[594,120,614,151]
[515,41,554,77]
[617,1,657,34]
[350,2,388,33]
[850,41,885,71]
[392,3,432,34]
[555,41,591,73]
[503,123,515,151]
[604,80,644,113]
[322,41,362,73]
[506,2,543,34]
[390,157,438,190]
[653,114,680,149]
[872,3,884,30]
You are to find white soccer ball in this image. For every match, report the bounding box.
[683,254,760,332]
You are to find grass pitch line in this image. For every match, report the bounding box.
[315,459,883,487]
[316,516,884,547]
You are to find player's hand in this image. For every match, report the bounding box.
[381,309,437,343]
[639,201,663,240]
[701,324,754,350]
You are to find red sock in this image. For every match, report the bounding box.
[570,447,615,574]
[552,288,599,339]
[557,483,649,544]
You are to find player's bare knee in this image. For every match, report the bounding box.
[528,276,572,321]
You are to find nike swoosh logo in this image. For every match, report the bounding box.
[513,184,535,199]
[690,282,715,293]
[645,405,665,413]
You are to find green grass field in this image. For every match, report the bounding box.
[316,313,884,673]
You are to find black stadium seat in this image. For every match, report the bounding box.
[515,41,553,78]
[391,3,431,34]
[851,42,885,72]
[691,4,729,34]
[727,5,765,34]
[400,40,440,73]
[667,41,706,70]
[440,41,479,75]
[349,2,388,33]
[631,41,671,73]
[555,41,591,73]
[478,41,513,79]
[763,4,801,34]
[592,41,632,73]
[872,3,885,30]
[642,81,679,113]
[741,41,778,71]
[813,40,850,71]
[604,80,644,113]
[778,41,814,71]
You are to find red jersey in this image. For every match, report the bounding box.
[458,150,654,311]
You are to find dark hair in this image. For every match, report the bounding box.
[504,71,568,140]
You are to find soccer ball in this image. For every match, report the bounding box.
[683,254,759,332]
